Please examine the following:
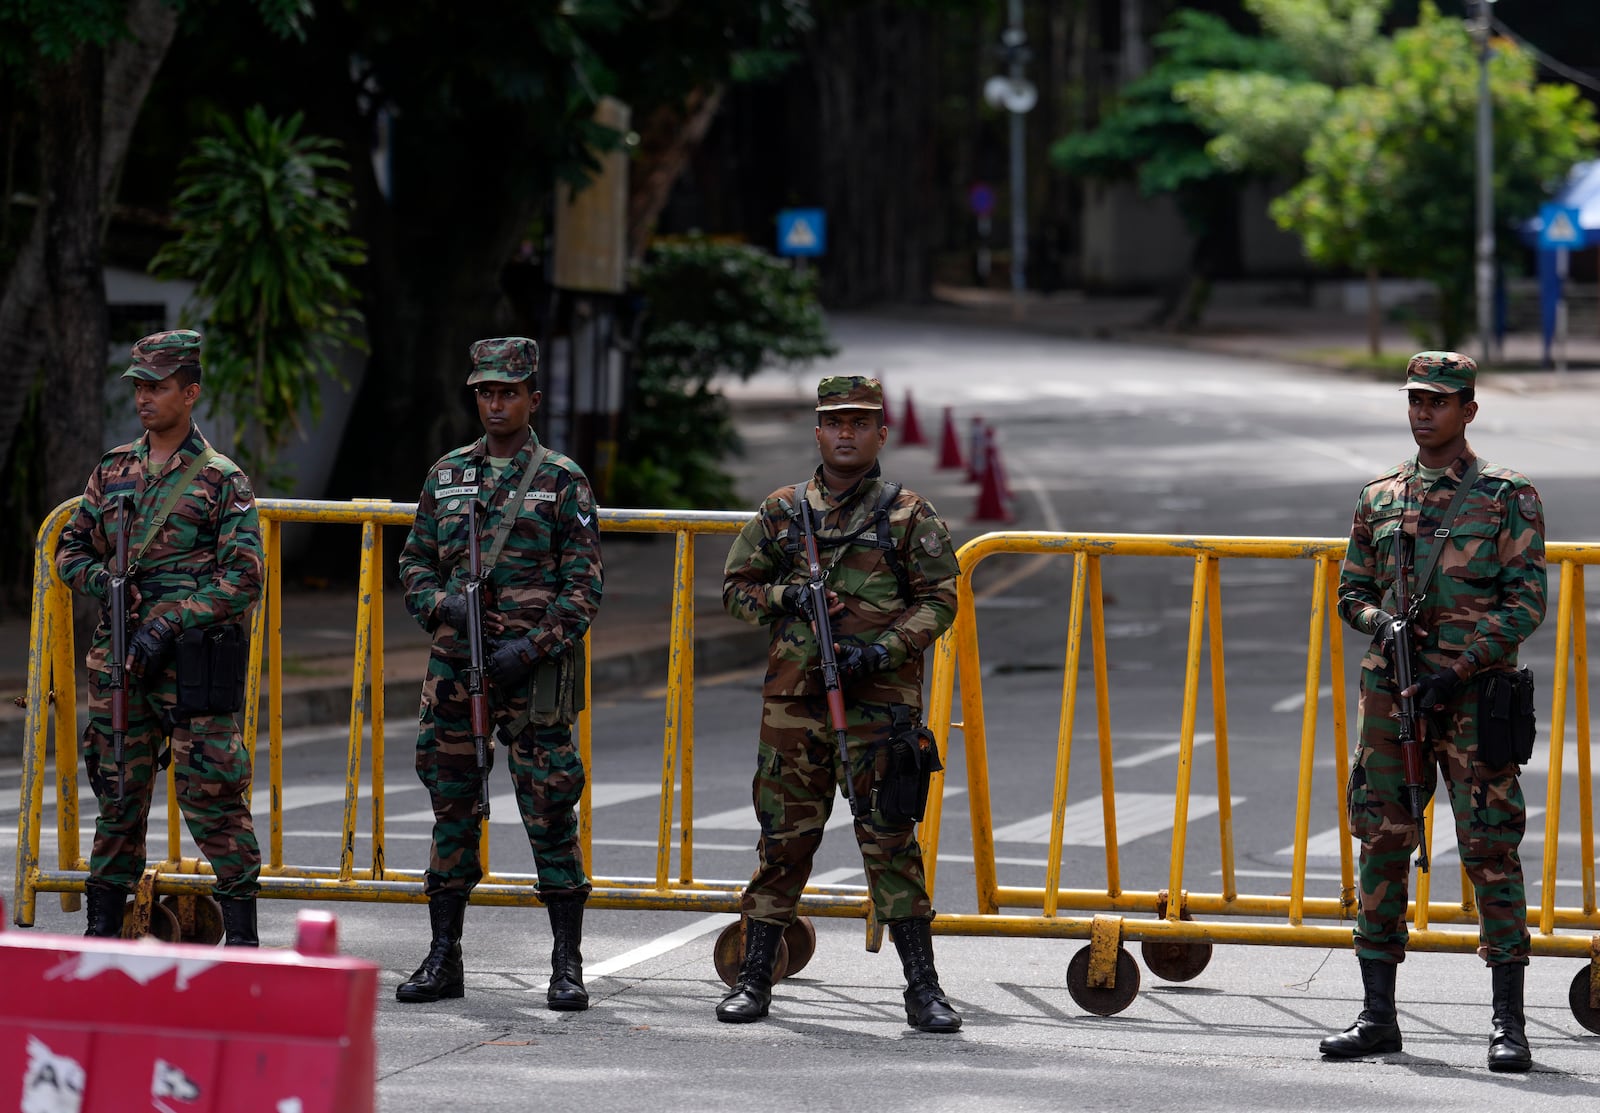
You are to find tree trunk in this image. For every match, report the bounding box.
[35,46,109,514]
[808,3,937,306]
[0,0,179,477]
[626,85,725,266]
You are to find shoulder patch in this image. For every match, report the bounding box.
[1516,490,1540,520]
[231,474,253,503]
[575,484,594,514]
[919,531,943,558]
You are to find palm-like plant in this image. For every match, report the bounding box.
[151,106,367,486]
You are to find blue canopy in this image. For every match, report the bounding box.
[1520,160,1600,366]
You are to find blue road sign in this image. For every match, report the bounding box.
[968,182,996,217]
[1539,204,1585,249]
[777,209,826,257]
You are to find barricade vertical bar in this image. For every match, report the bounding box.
[340,520,376,883]
[679,535,696,886]
[1206,556,1238,902]
[1572,565,1594,914]
[267,518,284,869]
[1289,557,1329,926]
[1043,552,1088,917]
[579,628,593,871]
[165,744,180,865]
[655,530,690,890]
[369,522,387,881]
[51,540,84,907]
[1088,556,1121,896]
[243,515,268,805]
[1541,561,1577,934]
[920,624,957,897]
[14,512,58,924]
[1325,556,1356,911]
[1540,560,1576,934]
[1164,555,1209,914]
[952,567,1001,914]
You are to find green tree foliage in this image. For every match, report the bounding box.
[150,107,367,487]
[1271,3,1599,348]
[614,238,836,509]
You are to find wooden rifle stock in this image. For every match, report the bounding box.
[464,500,492,817]
[796,497,862,818]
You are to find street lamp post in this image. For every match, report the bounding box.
[1474,0,1496,366]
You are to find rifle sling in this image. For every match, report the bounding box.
[482,444,549,574]
[1412,458,1482,604]
[131,446,217,571]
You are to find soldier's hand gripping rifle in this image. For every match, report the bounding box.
[796,497,863,819]
[108,496,130,803]
[1390,531,1429,873]
[463,500,491,818]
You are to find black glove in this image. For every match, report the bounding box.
[837,642,890,686]
[127,617,178,681]
[1412,669,1461,710]
[434,594,469,633]
[486,636,537,691]
[780,584,815,623]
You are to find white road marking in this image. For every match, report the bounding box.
[1114,734,1214,769]
[990,791,1238,846]
[1271,686,1333,713]
[387,781,663,825]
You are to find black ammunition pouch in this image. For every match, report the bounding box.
[174,623,248,717]
[530,639,587,728]
[1477,667,1536,769]
[871,707,943,826]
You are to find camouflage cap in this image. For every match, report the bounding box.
[815,375,883,412]
[123,329,202,381]
[466,336,539,385]
[1401,351,1477,395]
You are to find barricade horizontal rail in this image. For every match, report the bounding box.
[921,531,1599,1017]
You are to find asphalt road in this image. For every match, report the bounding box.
[6,315,1600,1110]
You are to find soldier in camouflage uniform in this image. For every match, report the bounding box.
[56,329,264,946]
[717,375,963,1032]
[1322,352,1545,1072]
[395,336,603,1010]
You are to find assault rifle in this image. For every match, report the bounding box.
[108,496,131,803]
[795,495,863,818]
[463,500,492,818]
[1390,531,1430,873]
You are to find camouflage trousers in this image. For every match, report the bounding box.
[414,652,589,898]
[1348,663,1528,966]
[740,696,933,927]
[81,649,260,899]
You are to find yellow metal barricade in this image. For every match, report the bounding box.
[13,499,872,928]
[918,532,1600,1019]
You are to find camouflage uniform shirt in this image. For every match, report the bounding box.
[723,464,960,707]
[399,429,602,657]
[1337,446,1546,675]
[58,422,262,637]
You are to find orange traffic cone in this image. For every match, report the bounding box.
[972,436,1012,522]
[988,429,1014,501]
[936,407,964,470]
[900,390,927,446]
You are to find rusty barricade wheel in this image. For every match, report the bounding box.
[713,919,791,988]
[1141,890,1213,983]
[1065,944,1140,1017]
[781,917,818,977]
[1569,964,1600,1035]
[161,894,225,945]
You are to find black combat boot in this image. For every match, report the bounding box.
[217,897,259,947]
[715,919,786,1023]
[83,883,127,938]
[1487,964,1532,1073]
[396,892,468,1003]
[889,918,963,1032]
[545,893,589,1011]
[1319,957,1402,1058]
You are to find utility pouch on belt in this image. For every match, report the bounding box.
[871,708,943,825]
[174,623,248,717]
[529,639,587,727]
[1477,667,1536,768]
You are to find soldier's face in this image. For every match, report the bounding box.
[475,382,538,437]
[133,376,199,436]
[1408,389,1475,453]
[815,409,887,474]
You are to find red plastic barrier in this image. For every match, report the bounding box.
[0,902,377,1113]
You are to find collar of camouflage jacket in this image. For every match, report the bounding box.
[1404,443,1477,486]
[468,426,541,465]
[808,461,883,509]
[137,422,207,473]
